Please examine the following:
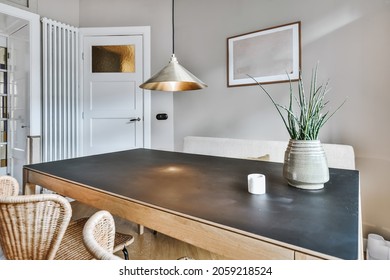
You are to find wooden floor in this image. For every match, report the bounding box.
[71,201,230,260]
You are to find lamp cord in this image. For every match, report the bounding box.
[172,0,175,54]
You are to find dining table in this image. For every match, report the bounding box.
[23,148,362,260]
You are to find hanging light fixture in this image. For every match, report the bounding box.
[139,0,207,91]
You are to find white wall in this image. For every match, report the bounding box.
[0,0,37,13]
[38,0,390,241]
[172,0,390,240]
[79,0,174,151]
[36,0,174,151]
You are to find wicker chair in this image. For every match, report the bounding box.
[55,214,134,259]
[0,194,72,260]
[0,175,19,197]
[82,210,124,260]
[0,176,132,260]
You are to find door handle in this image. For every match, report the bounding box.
[127,117,141,123]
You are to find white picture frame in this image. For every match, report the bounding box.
[227,21,301,87]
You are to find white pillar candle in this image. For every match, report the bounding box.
[247,173,266,195]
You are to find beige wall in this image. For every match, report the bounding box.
[38,0,390,241]
[37,0,79,26]
[172,0,390,240]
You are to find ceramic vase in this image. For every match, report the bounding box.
[283,139,329,190]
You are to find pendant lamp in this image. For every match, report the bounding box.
[139,0,207,91]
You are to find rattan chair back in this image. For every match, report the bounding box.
[0,194,72,259]
[0,175,19,197]
[82,210,122,260]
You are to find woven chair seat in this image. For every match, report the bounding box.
[55,217,134,260]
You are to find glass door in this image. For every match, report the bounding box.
[0,44,7,174]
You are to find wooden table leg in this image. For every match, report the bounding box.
[138,224,144,235]
[23,169,37,195]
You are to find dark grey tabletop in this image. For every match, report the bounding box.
[24,148,360,259]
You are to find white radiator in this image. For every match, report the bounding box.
[41,18,80,162]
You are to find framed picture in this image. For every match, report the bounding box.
[227,21,301,87]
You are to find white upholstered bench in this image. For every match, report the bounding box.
[182,136,355,170]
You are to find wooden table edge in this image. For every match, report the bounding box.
[23,167,344,260]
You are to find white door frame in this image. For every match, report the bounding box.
[79,26,151,151]
[0,3,40,139]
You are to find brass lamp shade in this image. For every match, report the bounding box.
[139,54,207,91]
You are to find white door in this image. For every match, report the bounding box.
[83,35,144,156]
[7,25,29,186]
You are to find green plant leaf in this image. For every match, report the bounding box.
[248,64,346,140]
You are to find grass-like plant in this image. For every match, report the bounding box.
[250,64,346,140]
